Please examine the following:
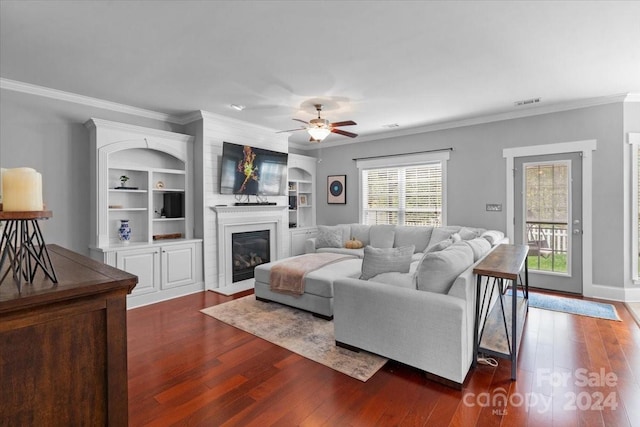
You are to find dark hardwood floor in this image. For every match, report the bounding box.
[127,290,640,426]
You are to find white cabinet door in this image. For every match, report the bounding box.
[161,243,196,289]
[290,228,317,256]
[116,247,161,295]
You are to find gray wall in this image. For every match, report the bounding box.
[0,89,182,255]
[312,103,627,289]
[0,87,634,291]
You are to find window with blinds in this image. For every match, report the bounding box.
[362,162,443,226]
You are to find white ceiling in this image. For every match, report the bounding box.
[1,1,639,147]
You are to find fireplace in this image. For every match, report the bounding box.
[212,205,287,290]
[231,230,270,282]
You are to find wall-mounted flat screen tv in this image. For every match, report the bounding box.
[220,142,288,196]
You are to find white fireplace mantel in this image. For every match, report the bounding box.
[211,205,288,290]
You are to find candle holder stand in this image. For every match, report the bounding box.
[0,208,58,292]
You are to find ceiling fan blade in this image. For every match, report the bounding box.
[331,128,358,138]
[330,120,357,127]
[293,118,309,125]
[276,128,306,133]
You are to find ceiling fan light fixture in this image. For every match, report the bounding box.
[307,126,331,141]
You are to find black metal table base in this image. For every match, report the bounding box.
[0,219,58,291]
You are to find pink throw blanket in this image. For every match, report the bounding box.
[269,253,355,296]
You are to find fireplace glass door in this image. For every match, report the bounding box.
[232,230,270,282]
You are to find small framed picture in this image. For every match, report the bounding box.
[327,175,346,204]
[299,194,308,206]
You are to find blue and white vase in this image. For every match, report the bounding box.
[118,219,131,243]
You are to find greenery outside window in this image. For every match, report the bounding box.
[356,151,449,227]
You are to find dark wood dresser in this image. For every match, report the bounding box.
[0,244,137,426]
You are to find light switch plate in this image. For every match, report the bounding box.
[486,203,502,212]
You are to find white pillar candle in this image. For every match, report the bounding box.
[2,167,44,211]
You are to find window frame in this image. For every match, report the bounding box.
[356,151,450,226]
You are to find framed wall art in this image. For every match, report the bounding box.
[327,175,346,204]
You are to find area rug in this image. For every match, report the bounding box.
[507,290,621,321]
[200,296,387,381]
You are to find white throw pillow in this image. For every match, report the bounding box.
[481,230,505,245]
[360,245,415,280]
[416,243,474,294]
[315,225,343,248]
[459,227,481,240]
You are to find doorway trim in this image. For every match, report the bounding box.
[503,140,597,296]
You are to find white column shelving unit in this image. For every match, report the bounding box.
[86,118,203,308]
[287,153,317,255]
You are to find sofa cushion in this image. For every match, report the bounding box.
[369,225,396,248]
[411,252,425,262]
[416,242,474,294]
[367,259,420,289]
[459,227,482,240]
[316,225,344,248]
[425,238,453,253]
[481,230,505,245]
[303,258,363,297]
[465,237,492,262]
[360,245,415,280]
[426,226,460,251]
[394,226,433,253]
[317,247,365,258]
[350,224,371,246]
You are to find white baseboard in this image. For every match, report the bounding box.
[211,279,255,296]
[126,282,205,309]
[589,283,640,302]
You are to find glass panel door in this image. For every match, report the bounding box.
[524,162,569,274]
[514,153,582,294]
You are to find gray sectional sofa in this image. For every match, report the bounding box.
[253,223,507,386]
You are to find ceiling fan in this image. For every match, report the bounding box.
[278,104,358,142]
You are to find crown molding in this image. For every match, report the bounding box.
[292,92,639,151]
[2,77,637,147]
[624,93,640,102]
[84,117,193,142]
[0,78,181,124]
[179,109,281,134]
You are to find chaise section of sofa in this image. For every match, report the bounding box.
[333,240,502,388]
[254,257,362,319]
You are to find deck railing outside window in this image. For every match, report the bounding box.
[526,221,568,273]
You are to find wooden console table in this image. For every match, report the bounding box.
[472,244,529,380]
[0,245,137,426]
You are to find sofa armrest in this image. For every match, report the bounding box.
[334,278,471,383]
[304,237,317,254]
